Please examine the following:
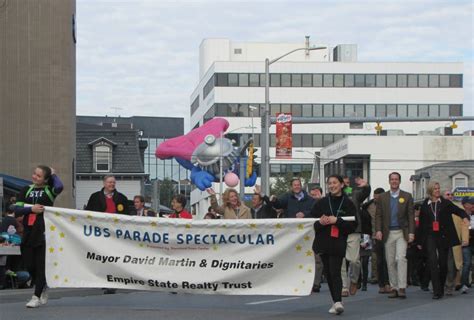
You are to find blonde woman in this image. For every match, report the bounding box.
[207,188,252,219]
[418,181,468,299]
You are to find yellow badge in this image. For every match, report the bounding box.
[399,198,405,204]
[117,204,124,212]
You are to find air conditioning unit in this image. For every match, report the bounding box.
[380,129,404,136]
[435,127,453,136]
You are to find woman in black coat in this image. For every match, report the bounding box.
[418,181,468,299]
[311,174,357,315]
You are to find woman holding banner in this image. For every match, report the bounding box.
[207,188,252,219]
[311,174,357,315]
[14,165,63,308]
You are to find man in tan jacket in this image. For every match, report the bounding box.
[375,172,415,299]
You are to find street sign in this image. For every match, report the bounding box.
[453,187,474,202]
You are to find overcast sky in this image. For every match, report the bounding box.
[77,0,473,130]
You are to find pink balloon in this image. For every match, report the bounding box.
[224,172,239,187]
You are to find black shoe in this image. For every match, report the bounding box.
[362,286,367,291]
[455,284,462,291]
[312,285,321,293]
[432,294,442,299]
[421,287,429,292]
[103,288,116,294]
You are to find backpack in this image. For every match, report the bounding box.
[25,184,55,203]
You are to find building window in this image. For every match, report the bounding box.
[355,74,365,87]
[323,74,333,87]
[397,104,408,118]
[334,74,344,87]
[239,73,249,87]
[365,74,376,87]
[190,95,200,115]
[397,74,408,87]
[449,104,462,116]
[429,74,439,87]
[452,173,468,189]
[376,74,386,87]
[292,74,302,87]
[344,74,355,87]
[249,73,260,87]
[440,75,450,87]
[418,74,428,87]
[386,74,397,87]
[94,144,112,172]
[449,75,462,87]
[302,74,312,87]
[421,178,426,198]
[228,73,238,86]
[281,74,291,87]
[313,74,323,87]
[408,74,418,87]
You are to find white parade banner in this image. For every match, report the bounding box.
[43,206,318,296]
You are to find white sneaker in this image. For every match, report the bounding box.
[461,285,469,294]
[26,295,41,308]
[40,287,48,305]
[328,303,337,314]
[334,301,344,315]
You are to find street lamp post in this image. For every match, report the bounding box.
[295,149,321,185]
[261,46,327,196]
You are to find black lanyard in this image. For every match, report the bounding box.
[329,195,344,218]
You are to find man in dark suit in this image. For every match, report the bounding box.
[133,195,156,217]
[375,172,415,299]
[251,185,277,219]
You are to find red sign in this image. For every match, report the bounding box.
[276,113,292,159]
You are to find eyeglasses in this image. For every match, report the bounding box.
[445,193,452,196]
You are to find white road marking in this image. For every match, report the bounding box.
[246,297,302,305]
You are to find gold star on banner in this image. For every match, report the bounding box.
[296,245,302,252]
[54,212,61,217]
[59,247,63,252]
[298,264,303,269]
[87,214,93,220]
[308,268,313,273]
[139,243,144,248]
[64,278,69,283]
[305,250,313,257]
[54,262,58,267]
[294,288,299,293]
[50,225,56,232]
[113,217,120,224]
[249,223,257,229]
[150,222,157,227]
[54,275,59,280]
[275,223,283,229]
[221,225,227,228]
[304,235,310,241]
[49,247,54,253]
[297,224,304,230]
[302,280,306,284]
[185,224,191,229]
[59,232,65,238]
[70,216,76,222]
[213,245,218,251]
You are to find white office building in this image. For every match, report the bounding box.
[189,38,464,215]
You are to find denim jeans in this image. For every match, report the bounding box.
[461,246,472,286]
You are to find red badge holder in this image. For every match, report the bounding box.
[432,221,439,232]
[28,213,37,226]
[330,225,340,238]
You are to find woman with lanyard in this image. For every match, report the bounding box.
[417,181,468,299]
[310,174,357,315]
[207,188,252,219]
[14,165,63,308]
